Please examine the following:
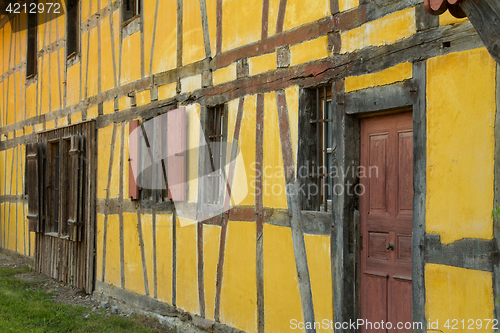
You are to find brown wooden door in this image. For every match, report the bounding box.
[360,112,413,332]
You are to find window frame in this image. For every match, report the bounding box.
[205,105,227,205]
[297,86,333,212]
[66,0,80,59]
[121,0,141,26]
[26,10,38,78]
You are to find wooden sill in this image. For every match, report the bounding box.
[67,51,78,61]
[44,232,69,240]
[121,14,140,27]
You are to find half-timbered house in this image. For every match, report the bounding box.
[0,0,499,331]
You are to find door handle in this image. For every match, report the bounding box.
[386,243,394,250]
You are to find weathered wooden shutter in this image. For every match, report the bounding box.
[27,142,42,232]
[129,120,140,200]
[68,135,85,242]
[167,107,187,201]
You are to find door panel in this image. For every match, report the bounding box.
[364,273,388,333]
[360,112,413,332]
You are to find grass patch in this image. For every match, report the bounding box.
[0,267,166,332]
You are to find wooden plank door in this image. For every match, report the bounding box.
[360,112,413,332]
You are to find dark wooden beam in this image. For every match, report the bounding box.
[412,60,427,330]
[457,0,500,63]
[344,80,417,115]
[425,234,496,272]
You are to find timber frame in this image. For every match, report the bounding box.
[329,63,427,331]
[2,0,500,329]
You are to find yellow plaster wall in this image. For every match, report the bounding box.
[57,116,67,127]
[344,62,413,92]
[176,217,199,314]
[206,0,217,56]
[0,204,4,247]
[0,81,3,124]
[96,213,105,280]
[156,214,173,304]
[143,0,155,76]
[103,101,114,115]
[233,95,256,207]
[305,234,333,333]
[152,0,177,74]
[290,36,329,67]
[7,74,16,124]
[137,89,151,107]
[87,28,99,97]
[120,32,142,85]
[439,11,468,26]
[264,224,303,332]
[226,98,239,142]
[248,53,276,76]
[118,96,131,111]
[97,124,114,199]
[425,264,493,332]
[339,0,358,12]
[4,148,12,194]
[8,203,16,251]
[52,50,62,111]
[0,150,4,196]
[221,0,262,52]
[100,16,115,93]
[220,221,257,332]
[263,92,287,209]
[284,86,299,170]
[16,203,25,254]
[66,63,80,107]
[183,0,206,65]
[108,123,122,199]
[45,120,55,130]
[81,0,90,23]
[341,8,416,54]
[0,203,4,247]
[105,214,121,286]
[158,83,177,100]
[203,224,221,320]
[213,63,237,86]
[181,75,202,94]
[142,214,155,297]
[284,0,330,31]
[124,212,145,295]
[426,48,495,244]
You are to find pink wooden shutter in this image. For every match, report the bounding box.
[129,120,140,200]
[167,107,187,201]
[68,135,85,242]
[27,142,41,232]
